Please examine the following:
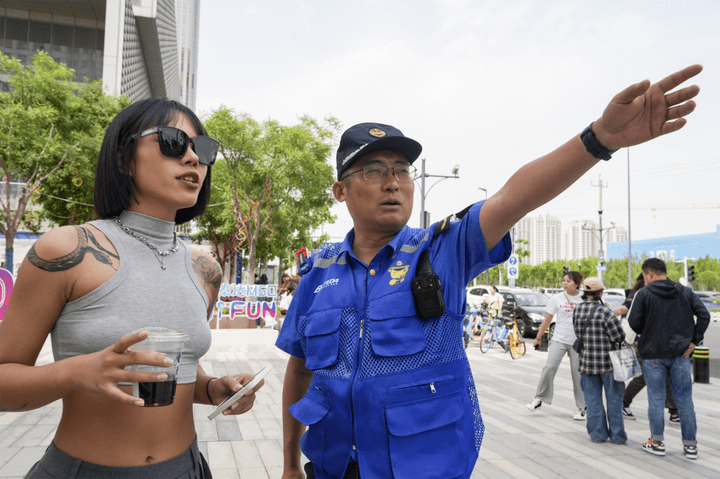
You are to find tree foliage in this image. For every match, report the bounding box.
[475,253,720,291]
[515,238,530,264]
[0,51,128,272]
[198,107,338,283]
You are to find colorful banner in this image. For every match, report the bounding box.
[216,283,278,321]
[215,300,277,321]
[219,283,278,298]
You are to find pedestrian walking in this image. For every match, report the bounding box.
[628,258,710,460]
[614,273,678,422]
[573,277,627,444]
[526,270,586,420]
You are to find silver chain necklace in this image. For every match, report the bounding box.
[114,216,179,270]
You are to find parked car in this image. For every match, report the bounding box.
[500,289,550,338]
[696,291,720,303]
[604,288,626,297]
[543,287,563,297]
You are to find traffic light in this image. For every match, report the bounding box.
[688,264,695,283]
[563,266,570,274]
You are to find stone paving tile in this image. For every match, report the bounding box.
[1,329,719,478]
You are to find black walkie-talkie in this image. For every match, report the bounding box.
[412,250,446,319]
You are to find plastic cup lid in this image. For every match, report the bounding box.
[132,327,189,342]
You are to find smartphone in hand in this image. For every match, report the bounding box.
[207,364,272,420]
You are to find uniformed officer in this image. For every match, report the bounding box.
[276,64,702,479]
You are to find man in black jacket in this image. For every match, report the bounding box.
[628,258,710,460]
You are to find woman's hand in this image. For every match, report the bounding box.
[71,330,174,407]
[207,373,264,415]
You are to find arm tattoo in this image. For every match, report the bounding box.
[0,403,29,412]
[192,255,223,289]
[27,227,119,272]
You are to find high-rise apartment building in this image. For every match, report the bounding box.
[564,220,599,261]
[606,226,628,244]
[515,215,562,266]
[0,0,199,107]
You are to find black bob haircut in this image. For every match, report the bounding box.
[94,98,212,224]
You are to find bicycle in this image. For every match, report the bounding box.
[463,305,480,348]
[479,317,511,353]
[507,318,527,359]
[471,303,495,336]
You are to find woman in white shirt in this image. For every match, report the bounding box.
[526,271,587,420]
[485,285,504,317]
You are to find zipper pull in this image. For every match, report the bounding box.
[430,382,436,393]
[359,320,364,338]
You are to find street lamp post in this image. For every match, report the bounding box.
[582,220,616,284]
[417,158,460,228]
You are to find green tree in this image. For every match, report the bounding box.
[515,238,531,264]
[199,107,338,283]
[0,51,128,272]
[604,257,643,289]
[697,271,720,291]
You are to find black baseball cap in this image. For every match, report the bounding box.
[336,122,422,180]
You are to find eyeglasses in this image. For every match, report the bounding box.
[132,126,220,166]
[342,163,417,182]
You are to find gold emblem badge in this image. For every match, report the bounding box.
[389,262,409,285]
[369,128,386,138]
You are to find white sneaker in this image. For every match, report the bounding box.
[526,398,542,411]
[573,408,586,420]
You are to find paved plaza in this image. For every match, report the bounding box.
[1,329,719,478]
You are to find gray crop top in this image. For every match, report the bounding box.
[51,211,212,384]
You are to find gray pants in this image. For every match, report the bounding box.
[533,340,586,409]
[25,438,211,479]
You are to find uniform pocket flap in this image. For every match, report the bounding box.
[289,394,330,426]
[385,392,463,437]
[368,291,416,320]
[305,309,342,336]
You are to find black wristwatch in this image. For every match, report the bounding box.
[580,122,618,161]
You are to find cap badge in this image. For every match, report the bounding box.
[369,128,386,138]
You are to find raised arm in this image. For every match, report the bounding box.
[480,64,702,250]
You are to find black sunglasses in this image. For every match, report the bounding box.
[132,125,220,166]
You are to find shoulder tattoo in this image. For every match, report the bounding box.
[27,227,119,272]
[0,404,28,412]
[192,255,223,289]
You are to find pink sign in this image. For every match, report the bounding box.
[0,268,14,321]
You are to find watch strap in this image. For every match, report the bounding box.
[580,122,618,161]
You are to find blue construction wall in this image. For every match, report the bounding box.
[607,225,720,261]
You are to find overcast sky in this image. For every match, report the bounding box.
[196,0,720,245]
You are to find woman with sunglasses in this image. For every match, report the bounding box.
[0,98,260,478]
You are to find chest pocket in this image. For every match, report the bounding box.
[368,291,426,357]
[303,308,343,370]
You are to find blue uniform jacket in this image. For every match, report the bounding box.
[276,201,511,479]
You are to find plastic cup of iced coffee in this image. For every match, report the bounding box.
[129,327,189,407]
